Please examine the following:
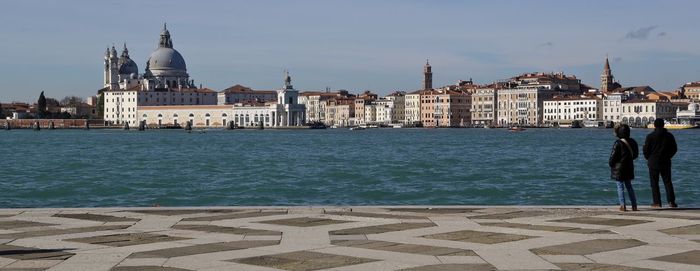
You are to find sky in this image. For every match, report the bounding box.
[1,0,700,103]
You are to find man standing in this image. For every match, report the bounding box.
[644,118,678,208]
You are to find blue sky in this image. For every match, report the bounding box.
[1,0,700,102]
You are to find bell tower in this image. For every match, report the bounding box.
[601,56,615,93]
[423,59,433,90]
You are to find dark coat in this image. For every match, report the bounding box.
[643,128,677,169]
[609,138,639,180]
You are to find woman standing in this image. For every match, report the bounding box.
[609,123,639,211]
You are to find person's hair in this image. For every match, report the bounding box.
[614,123,631,138]
[654,118,665,128]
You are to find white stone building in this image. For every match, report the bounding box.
[620,99,677,127]
[139,73,306,128]
[602,93,624,123]
[404,90,421,125]
[543,96,602,125]
[471,87,497,125]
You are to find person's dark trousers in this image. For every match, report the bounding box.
[649,167,675,205]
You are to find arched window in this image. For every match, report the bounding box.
[205,113,211,117]
[222,113,228,117]
[157,114,163,118]
[189,113,195,118]
[173,114,179,118]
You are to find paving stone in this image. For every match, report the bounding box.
[0,244,74,260]
[0,225,130,240]
[181,211,288,222]
[618,212,700,220]
[111,267,192,271]
[398,263,496,271]
[531,239,647,255]
[468,210,549,220]
[129,209,242,216]
[2,259,62,269]
[258,217,351,227]
[0,268,46,271]
[129,240,280,258]
[324,211,425,220]
[552,217,651,226]
[0,221,55,230]
[52,213,140,223]
[479,222,614,234]
[423,230,533,244]
[387,208,482,214]
[650,250,700,265]
[171,224,281,236]
[231,250,376,271]
[331,240,477,256]
[329,222,436,235]
[65,233,188,247]
[659,224,700,235]
[555,263,661,271]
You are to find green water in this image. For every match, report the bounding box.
[0,128,697,207]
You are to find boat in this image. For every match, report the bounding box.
[570,120,583,128]
[508,126,525,132]
[349,126,365,131]
[330,125,338,129]
[646,123,699,130]
[391,124,403,128]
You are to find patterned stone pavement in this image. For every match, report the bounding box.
[0,206,698,270]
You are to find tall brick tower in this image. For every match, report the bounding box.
[601,56,615,93]
[423,59,433,90]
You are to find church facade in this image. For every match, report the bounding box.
[101,24,305,127]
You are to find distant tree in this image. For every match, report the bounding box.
[60,96,83,107]
[37,91,47,118]
[96,90,105,119]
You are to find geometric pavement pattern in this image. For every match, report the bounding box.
[0,207,698,270]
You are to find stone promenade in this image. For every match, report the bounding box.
[0,206,699,271]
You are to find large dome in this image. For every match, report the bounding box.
[146,47,187,76]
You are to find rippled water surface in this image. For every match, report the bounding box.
[1,128,698,207]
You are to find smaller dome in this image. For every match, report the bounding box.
[118,59,139,75]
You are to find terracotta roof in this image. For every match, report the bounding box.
[546,96,599,101]
[609,86,656,94]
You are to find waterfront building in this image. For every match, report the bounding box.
[471,86,498,126]
[365,92,405,125]
[352,91,378,125]
[543,96,602,126]
[619,99,677,127]
[404,90,422,126]
[103,88,217,125]
[298,90,349,123]
[140,72,306,128]
[496,72,582,126]
[602,93,624,122]
[385,91,405,124]
[324,98,355,127]
[676,102,700,125]
[681,82,700,101]
[217,85,277,105]
[420,89,470,127]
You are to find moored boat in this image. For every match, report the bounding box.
[646,123,699,129]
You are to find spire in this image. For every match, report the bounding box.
[425,58,430,66]
[159,23,173,48]
[604,55,610,71]
[110,45,118,58]
[121,43,129,58]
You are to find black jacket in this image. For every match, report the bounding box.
[609,138,639,180]
[643,128,677,169]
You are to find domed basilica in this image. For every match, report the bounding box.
[103,23,196,91]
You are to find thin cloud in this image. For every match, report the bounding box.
[625,26,658,40]
[658,31,667,37]
[614,57,622,62]
[539,41,554,47]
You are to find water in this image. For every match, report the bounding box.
[0,128,698,208]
